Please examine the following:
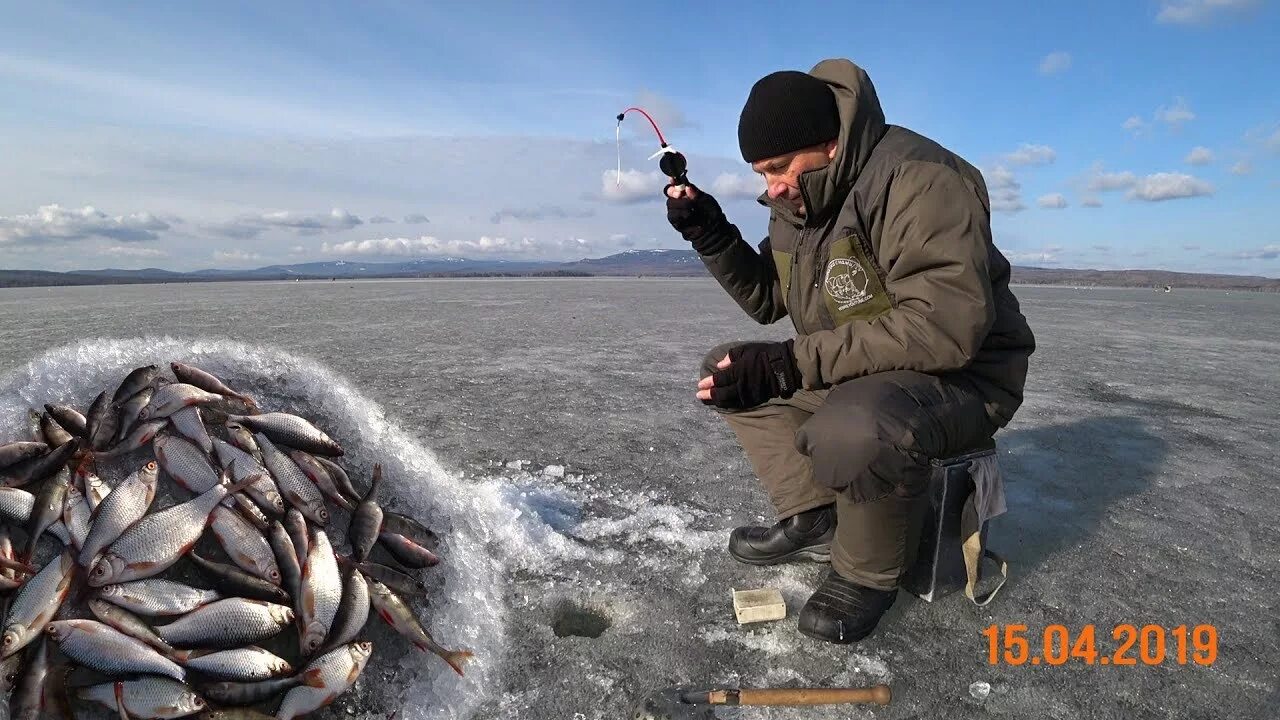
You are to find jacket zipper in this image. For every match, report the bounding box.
[790,226,809,336]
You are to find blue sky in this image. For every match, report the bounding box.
[1,0,1278,275]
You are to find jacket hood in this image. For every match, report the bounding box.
[758,58,888,227]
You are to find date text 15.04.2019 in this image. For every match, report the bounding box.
[982,624,1218,667]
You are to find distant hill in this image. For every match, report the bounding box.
[2,248,1277,292]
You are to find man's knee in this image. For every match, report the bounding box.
[794,375,931,503]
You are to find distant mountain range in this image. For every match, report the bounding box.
[1,248,1277,292]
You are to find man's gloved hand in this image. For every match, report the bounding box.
[697,340,803,409]
[665,183,730,255]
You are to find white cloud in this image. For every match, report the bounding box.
[368,216,394,224]
[320,235,593,259]
[403,213,430,224]
[1006,247,1064,264]
[1037,193,1069,209]
[709,172,766,199]
[988,165,1020,190]
[1039,51,1072,75]
[1126,172,1214,201]
[1003,143,1057,167]
[212,248,262,263]
[1230,244,1279,260]
[208,208,363,239]
[1156,0,1259,25]
[99,245,168,258]
[1087,169,1139,192]
[1184,146,1214,165]
[600,169,665,204]
[991,188,1026,214]
[490,206,595,224]
[1231,160,1252,175]
[1081,197,1104,208]
[1123,116,1149,135]
[1155,97,1195,128]
[0,204,170,245]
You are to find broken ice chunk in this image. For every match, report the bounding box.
[969,681,991,700]
[543,464,565,478]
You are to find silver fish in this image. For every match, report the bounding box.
[0,650,21,693]
[211,439,284,516]
[88,598,183,660]
[1,550,75,659]
[138,383,223,422]
[77,456,111,509]
[229,413,343,457]
[268,520,302,601]
[349,464,383,563]
[114,386,155,444]
[171,362,258,409]
[1,439,78,488]
[99,578,222,616]
[155,598,294,649]
[378,530,439,568]
[88,476,257,587]
[0,487,71,545]
[320,566,370,654]
[39,411,75,447]
[209,506,281,586]
[63,480,92,551]
[47,618,186,681]
[188,551,290,604]
[86,389,120,451]
[288,450,354,511]
[9,635,54,720]
[79,676,206,719]
[97,418,167,459]
[112,364,160,404]
[368,578,473,675]
[225,423,264,466]
[285,508,309,559]
[43,403,87,437]
[313,456,360,506]
[154,434,222,495]
[298,529,342,656]
[274,642,373,720]
[183,646,292,681]
[25,465,70,558]
[199,675,313,707]
[169,406,213,454]
[256,434,328,525]
[79,460,159,567]
[0,442,48,470]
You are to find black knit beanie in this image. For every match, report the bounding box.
[737,70,840,164]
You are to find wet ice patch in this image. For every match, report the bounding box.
[0,336,582,720]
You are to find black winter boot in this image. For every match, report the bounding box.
[727,503,835,565]
[797,569,897,644]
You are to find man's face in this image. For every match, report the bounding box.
[751,140,838,217]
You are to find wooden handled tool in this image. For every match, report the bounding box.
[707,685,892,706]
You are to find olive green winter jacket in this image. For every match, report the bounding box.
[700,58,1035,428]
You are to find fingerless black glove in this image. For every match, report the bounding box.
[702,340,803,409]
[666,184,735,255]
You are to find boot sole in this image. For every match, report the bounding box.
[728,546,831,566]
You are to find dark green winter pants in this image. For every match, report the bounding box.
[701,341,998,590]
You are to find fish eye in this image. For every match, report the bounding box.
[194,698,206,708]
[319,509,329,521]
[269,569,280,581]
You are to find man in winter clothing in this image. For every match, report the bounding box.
[666,58,1035,644]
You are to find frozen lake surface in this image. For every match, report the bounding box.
[0,277,1275,719]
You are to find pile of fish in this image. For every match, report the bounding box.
[0,361,473,719]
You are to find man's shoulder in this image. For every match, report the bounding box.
[856,125,987,202]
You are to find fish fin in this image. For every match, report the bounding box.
[114,680,131,720]
[301,667,327,687]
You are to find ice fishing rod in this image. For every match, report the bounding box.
[616,106,690,188]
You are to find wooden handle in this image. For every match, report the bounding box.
[709,685,891,706]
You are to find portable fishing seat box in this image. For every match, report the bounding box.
[901,439,1009,606]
